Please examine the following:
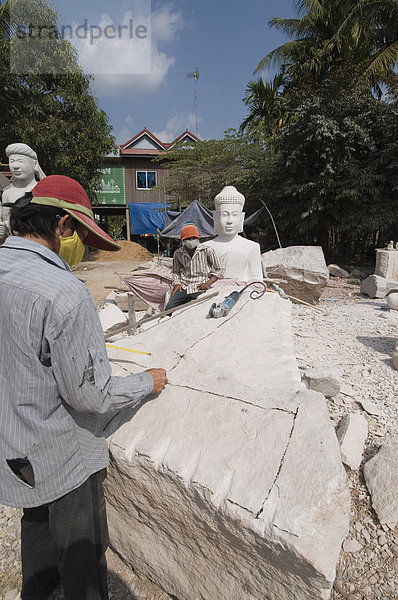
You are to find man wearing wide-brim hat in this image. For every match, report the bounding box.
[0,175,167,600]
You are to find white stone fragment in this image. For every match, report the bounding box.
[358,398,383,416]
[328,264,349,278]
[105,286,349,600]
[104,291,117,304]
[302,367,341,398]
[360,274,398,299]
[364,437,398,524]
[343,539,363,553]
[349,268,368,279]
[386,292,398,310]
[98,304,127,335]
[336,414,368,470]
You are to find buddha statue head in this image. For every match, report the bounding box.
[213,185,245,239]
[5,143,45,187]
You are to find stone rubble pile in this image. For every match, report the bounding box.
[292,287,398,600]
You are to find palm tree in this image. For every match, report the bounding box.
[240,72,287,139]
[255,0,398,94]
[0,0,22,38]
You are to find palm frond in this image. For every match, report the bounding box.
[0,0,26,38]
[268,17,304,36]
[364,40,398,82]
[255,39,310,73]
[295,0,325,18]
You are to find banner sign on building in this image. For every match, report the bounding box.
[129,202,171,235]
[95,164,126,206]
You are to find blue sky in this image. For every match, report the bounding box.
[51,0,297,145]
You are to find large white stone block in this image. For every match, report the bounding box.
[375,249,398,281]
[105,286,349,600]
[261,246,329,304]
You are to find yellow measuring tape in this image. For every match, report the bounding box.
[106,344,151,356]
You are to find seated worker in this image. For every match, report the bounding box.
[165,223,223,311]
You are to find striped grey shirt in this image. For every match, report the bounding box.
[0,236,153,508]
[172,243,223,293]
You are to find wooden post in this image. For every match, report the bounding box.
[125,206,131,241]
[127,293,136,331]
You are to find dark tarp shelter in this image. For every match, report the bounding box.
[242,207,263,226]
[161,200,263,238]
[161,199,215,238]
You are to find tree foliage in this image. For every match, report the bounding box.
[0,0,116,199]
[265,78,398,260]
[157,130,269,215]
[256,0,398,96]
[238,0,398,261]
[240,73,287,140]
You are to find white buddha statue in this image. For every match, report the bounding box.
[204,185,263,282]
[0,143,45,236]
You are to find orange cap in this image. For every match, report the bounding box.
[181,224,199,240]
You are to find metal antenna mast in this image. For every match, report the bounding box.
[186,68,199,136]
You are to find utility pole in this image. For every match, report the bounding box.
[186,68,199,137]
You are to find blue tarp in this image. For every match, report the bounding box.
[128,202,171,235]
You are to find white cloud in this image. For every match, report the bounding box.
[70,4,183,96]
[116,115,135,145]
[153,113,199,143]
[151,3,183,42]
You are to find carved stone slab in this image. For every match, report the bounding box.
[105,286,349,600]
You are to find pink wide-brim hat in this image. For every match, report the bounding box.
[32,175,120,251]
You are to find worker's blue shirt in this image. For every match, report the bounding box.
[0,236,153,508]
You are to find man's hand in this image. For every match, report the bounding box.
[146,368,168,393]
[171,284,182,296]
[198,276,218,291]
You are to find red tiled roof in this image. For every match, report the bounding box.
[120,128,199,155]
[120,148,164,156]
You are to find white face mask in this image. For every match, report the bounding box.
[183,238,199,250]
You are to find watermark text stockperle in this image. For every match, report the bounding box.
[14,19,148,46]
[10,0,152,75]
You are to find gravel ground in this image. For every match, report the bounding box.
[292,278,398,600]
[1,275,397,600]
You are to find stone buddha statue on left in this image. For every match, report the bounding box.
[0,143,46,239]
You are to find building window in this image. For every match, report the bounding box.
[136,171,157,190]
